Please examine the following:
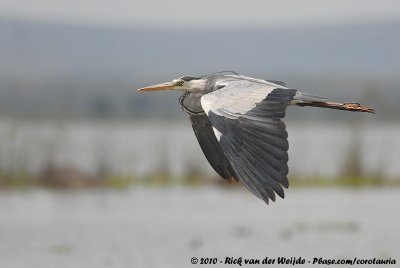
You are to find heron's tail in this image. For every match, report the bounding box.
[292,92,375,113]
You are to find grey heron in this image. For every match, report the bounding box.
[138,72,374,204]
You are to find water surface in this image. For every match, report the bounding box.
[0,188,399,267]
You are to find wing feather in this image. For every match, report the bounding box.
[189,114,236,181]
[200,77,296,203]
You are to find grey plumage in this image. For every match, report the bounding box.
[180,75,297,203]
[264,79,287,86]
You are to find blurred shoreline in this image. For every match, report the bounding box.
[1,167,399,190]
[1,118,399,189]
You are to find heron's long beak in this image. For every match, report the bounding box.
[137,82,176,92]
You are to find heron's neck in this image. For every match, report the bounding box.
[186,79,207,93]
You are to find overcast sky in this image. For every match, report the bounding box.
[1,0,400,28]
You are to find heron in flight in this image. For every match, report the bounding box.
[138,72,374,204]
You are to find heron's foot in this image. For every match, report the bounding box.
[342,103,375,114]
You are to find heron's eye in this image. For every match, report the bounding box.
[176,80,184,86]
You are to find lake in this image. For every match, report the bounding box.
[0,187,399,267]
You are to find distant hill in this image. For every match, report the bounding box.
[0,17,399,120]
[1,16,400,77]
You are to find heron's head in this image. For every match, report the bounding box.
[137,76,206,93]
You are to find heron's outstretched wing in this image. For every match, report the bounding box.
[201,78,296,203]
[189,114,236,181]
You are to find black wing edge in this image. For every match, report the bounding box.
[189,114,237,182]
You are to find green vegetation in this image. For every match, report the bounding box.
[1,167,400,190]
[103,174,208,188]
[289,176,400,188]
[0,170,32,189]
